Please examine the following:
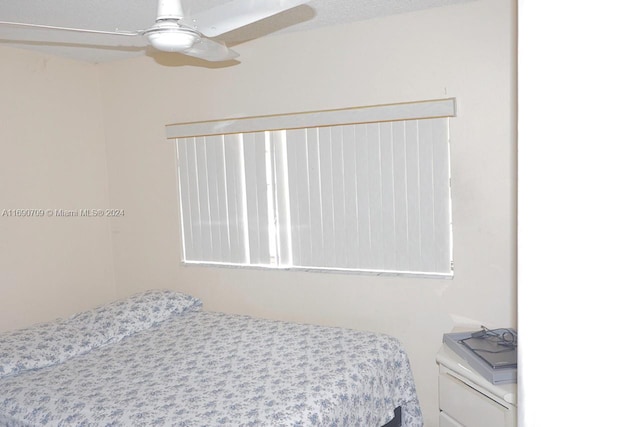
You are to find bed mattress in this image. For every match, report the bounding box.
[0,290,423,426]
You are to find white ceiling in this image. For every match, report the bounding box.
[0,0,473,63]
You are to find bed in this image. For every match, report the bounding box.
[0,290,423,426]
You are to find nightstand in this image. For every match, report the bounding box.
[436,343,517,427]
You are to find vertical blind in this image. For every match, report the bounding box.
[170,98,455,277]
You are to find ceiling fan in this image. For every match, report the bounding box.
[0,0,309,62]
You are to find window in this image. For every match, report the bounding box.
[167,99,455,278]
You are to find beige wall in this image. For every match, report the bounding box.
[0,0,515,425]
[98,0,516,425]
[0,47,117,330]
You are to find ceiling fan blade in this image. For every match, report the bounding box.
[188,0,309,38]
[0,21,141,37]
[180,38,239,62]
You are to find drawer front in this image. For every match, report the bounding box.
[439,372,511,427]
[440,411,464,427]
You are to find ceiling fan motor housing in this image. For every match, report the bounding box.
[145,21,200,52]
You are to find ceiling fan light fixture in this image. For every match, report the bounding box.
[146,28,198,52]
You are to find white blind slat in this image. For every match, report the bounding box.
[272,130,292,266]
[177,139,193,260]
[243,133,268,265]
[366,123,384,270]
[378,122,396,270]
[225,134,248,263]
[330,126,347,269]
[286,129,303,266]
[392,121,409,271]
[405,120,421,270]
[431,119,453,272]
[417,119,436,271]
[255,133,271,264]
[195,137,213,261]
[306,128,324,267]
[318,127,336,267]
[341,125,359,269]
[186,137,202,260]
[205,136,223,262]
[215,136,232,261]
[355,123,371,269]
[289,129,313,266]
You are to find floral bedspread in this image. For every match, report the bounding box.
[0,292,423,426]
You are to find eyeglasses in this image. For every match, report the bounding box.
[462,326,517,353]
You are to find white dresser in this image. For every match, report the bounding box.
[436,344,517,427]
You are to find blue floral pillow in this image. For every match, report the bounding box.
[0,318,96,378]
[0,290,201,378]
[67,289,202,343]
